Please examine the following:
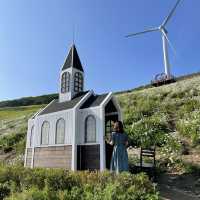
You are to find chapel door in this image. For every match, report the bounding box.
[105,115,118,169]
[77,145,100,170]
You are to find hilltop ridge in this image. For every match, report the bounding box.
[1,71,200,108]
[1,71,200,198]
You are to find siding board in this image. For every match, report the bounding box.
[33,145,72,169]
[25,148,33,167]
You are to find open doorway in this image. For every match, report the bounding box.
[105,99,119,169]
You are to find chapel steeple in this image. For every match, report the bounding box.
[59,44,84,102]
[62,44,84,72]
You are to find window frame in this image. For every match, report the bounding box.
[30,125,34,147]
[55,118,65,144]
[74,72,83,92]
[61,72,70,93]
[85,115,96,143]
[41,121,50,145]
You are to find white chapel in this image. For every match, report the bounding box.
[24,44,122,171]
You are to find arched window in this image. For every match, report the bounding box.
[41,121,50,145]
[61,72,70,93]
[30,125,34,147]
[55,118,65,144]
[85,115,96,143]
[74,72,83,92]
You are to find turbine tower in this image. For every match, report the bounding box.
[126,0,182,80]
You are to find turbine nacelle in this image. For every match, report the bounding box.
[126,0,182,79]
[158,26,168,34]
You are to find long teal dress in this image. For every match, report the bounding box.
[110,132,129,173]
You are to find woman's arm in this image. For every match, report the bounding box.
[104,135,114,145]
[124,133,128,147]
[109,132,114,146]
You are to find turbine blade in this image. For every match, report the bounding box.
[125,28,159,37]
[161,29,177,56]
[162,0,182,27]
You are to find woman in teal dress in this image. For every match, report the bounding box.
[110,121,129,173]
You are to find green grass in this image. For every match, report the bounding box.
[0,166,159,200]
[0,105,44,159]
[1,74,200,169]
[0,104,44,120]
[116,76,200,169]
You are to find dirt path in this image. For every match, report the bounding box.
[157,173,200,200]
[159,185,199,200]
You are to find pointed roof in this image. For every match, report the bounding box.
[62,44,84,72]
[38,91,89,115]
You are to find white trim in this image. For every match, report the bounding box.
[40,121,50,146]
[36,108,73,118]
[75,90,94,109]
[34,144,72,148]
[31,147,35,168]
[31,109,42,119]
[71,90,93,171]
[72,44,74,67]
[99,107,105,171]
[24,148,28,167]
[32,100,56,118]
[99,92,113,171]
[84,114,97,144]
[98,92,122,171]
[100,92,112,107]
[55,118,65,145]
[60,45,73,70]
[71,109,76,170]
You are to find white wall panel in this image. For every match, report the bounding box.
[33,109,73,147]
[77,107,101,144]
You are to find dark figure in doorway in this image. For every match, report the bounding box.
[110,121,129,173]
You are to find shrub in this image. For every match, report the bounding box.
[5,188,47,200]
[177,99,200,118]
[176,111,200,145]
[45,169,80,191]
[22,168,47,190]
[0,165,159,200]
[127,117,169,147]
[0,183,10,200]
[0,128,26,153]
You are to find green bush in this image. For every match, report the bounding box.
[45,169,80,191]
[0,183,10,200]
[0,127,26,154]
[176,111,200,145]
[177,99,200,118]
[5,188,47,200]
[0,165,159,200]
[127,117,169,147]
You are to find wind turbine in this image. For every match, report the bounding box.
[126,0,182,80]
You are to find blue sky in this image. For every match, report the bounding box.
[0,0,199,101]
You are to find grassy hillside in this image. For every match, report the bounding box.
[1,74,200,198]
[119,75,200,145]
[1,75,200,164]
[0,75,200,160]
[118,75,200,169]
[0,105,44,162]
